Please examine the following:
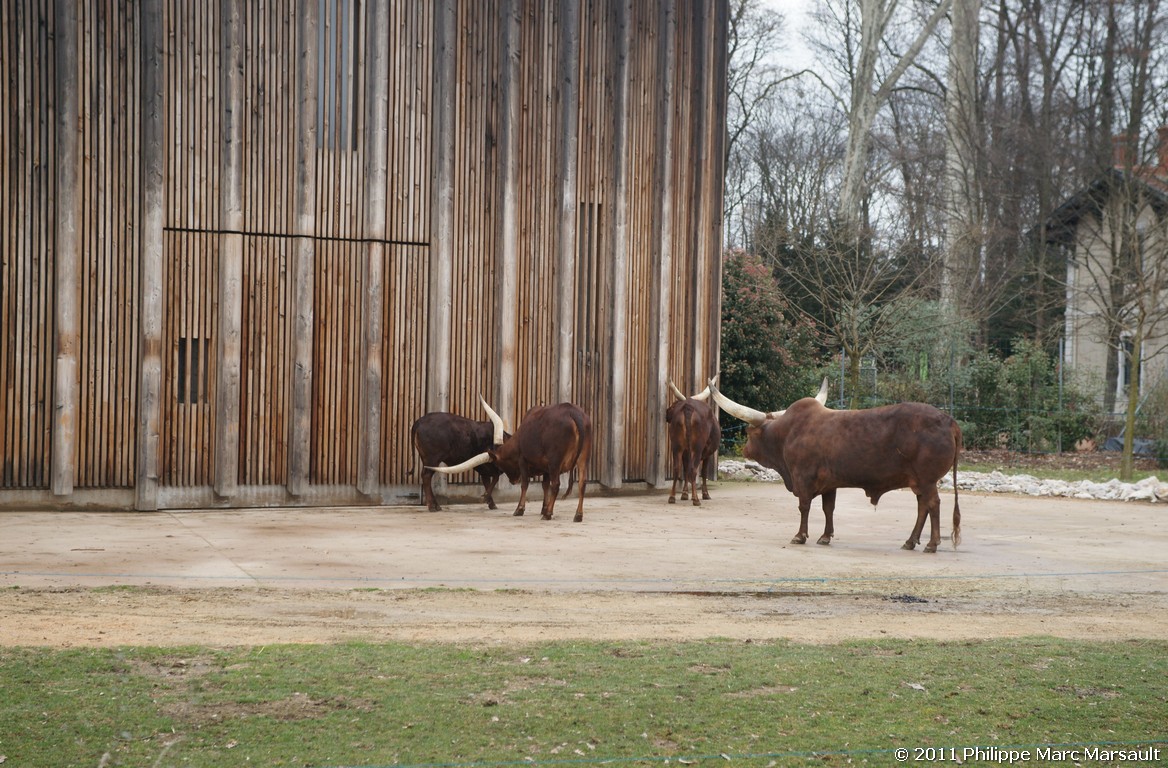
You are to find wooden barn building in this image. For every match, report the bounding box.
[0,0,728,510]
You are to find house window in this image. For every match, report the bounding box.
[1118,336,1140,395]
[317,0,361,150]
[178,337,210,405]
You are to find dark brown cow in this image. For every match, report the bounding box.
[709,379,962,552]
[666,380,721,506]
[411,412,505,512]
[429,397,592,522]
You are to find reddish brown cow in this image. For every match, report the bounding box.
[710,379,962,552]
[666,380,721,506]
[429,398,592,522]
[411,413,505,512]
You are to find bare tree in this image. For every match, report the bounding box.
[809,0,952,235]
[941,0,983,316]
[723,0,788,247]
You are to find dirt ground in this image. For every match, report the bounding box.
[2,480,1166,647]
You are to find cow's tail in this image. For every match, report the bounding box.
[951,420,963,549]
[561,414,588,499]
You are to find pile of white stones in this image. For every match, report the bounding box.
[717,459,1168,504]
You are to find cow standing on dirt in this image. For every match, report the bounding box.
[666,379,721,506]
[709,379,962,552]
[411,413,504,512]
[428,398,592,522]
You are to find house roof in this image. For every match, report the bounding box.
[1043,164,1168,247]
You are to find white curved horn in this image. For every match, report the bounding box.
[815,377,829,405]
[428,452,493,474]
[690,373,718,402]
[668,379,687,401]
[707,378,768,426]
[479,395,505,445]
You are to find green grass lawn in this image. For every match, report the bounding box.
[2,638,1165,767]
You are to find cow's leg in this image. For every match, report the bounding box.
[668,449,682,504]
[700,453,713,500]
[791,496,812,544]
[680,449,690,501]
[541,473,560,520]
[421,468,441,512]
[922,486,942,553]
[480,471,499,510]
[817,489,836,545]
[514,471,529,516]
[904,487,936,551]
[686,451,701,507]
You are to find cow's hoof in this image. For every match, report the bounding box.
[513,509,525,517]
[541,513,553,521]
[681,493,689,500]
[573,513,583,523]
[487,502,498,510]
[902,541,916,551]
[702,493,711,500]
[923,544,938,553]
[791,534,808,545]
[668,496,676,504]
[816,536,831,545]
[691,499,701,507]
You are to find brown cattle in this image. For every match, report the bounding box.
[411,412,505,512]
[709,379,962,552]
[666,380,721,506]
[429,397,592,522]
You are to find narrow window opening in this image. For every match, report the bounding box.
[177,337,210,405]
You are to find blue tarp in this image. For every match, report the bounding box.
[1101,436,1156,456]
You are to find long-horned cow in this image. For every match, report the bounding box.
[709,379,962,552]
[666,379,721,506]
[429,398,592,522]
[411,413,505,512]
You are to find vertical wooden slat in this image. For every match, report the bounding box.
[555,0,580,404]
[215,0,244,497]
[427,0,454,415]
[606,0,631,488]
[358,0,389,495]
[648,0,676,487]
[496,0,520,427]
[289,0,317,495]
[705,0,729,384]
[51,0,79,496]
[137,0,164,508]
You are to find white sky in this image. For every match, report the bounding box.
[764,0,816,72]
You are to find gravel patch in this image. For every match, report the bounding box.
[718,460,1168,503]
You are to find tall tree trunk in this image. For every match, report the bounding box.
[942,0,982,317]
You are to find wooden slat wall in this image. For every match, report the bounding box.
[162,0,221,487]
[316,0,365,240]
[0,0,55,489]
[514,0,561,415]
[668,3,699,392]
[447,0,501,421]
[311,240,363,484]
[385,2,432,243]
[621,0,660,481]
[380,244,430,485]
[238,236,291,486]
[160,231,219,485]
[0,0,729,506]
[75,0,140,488]
[241,2,297,235]
[573,0,615,483]
[166,1,220,232]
